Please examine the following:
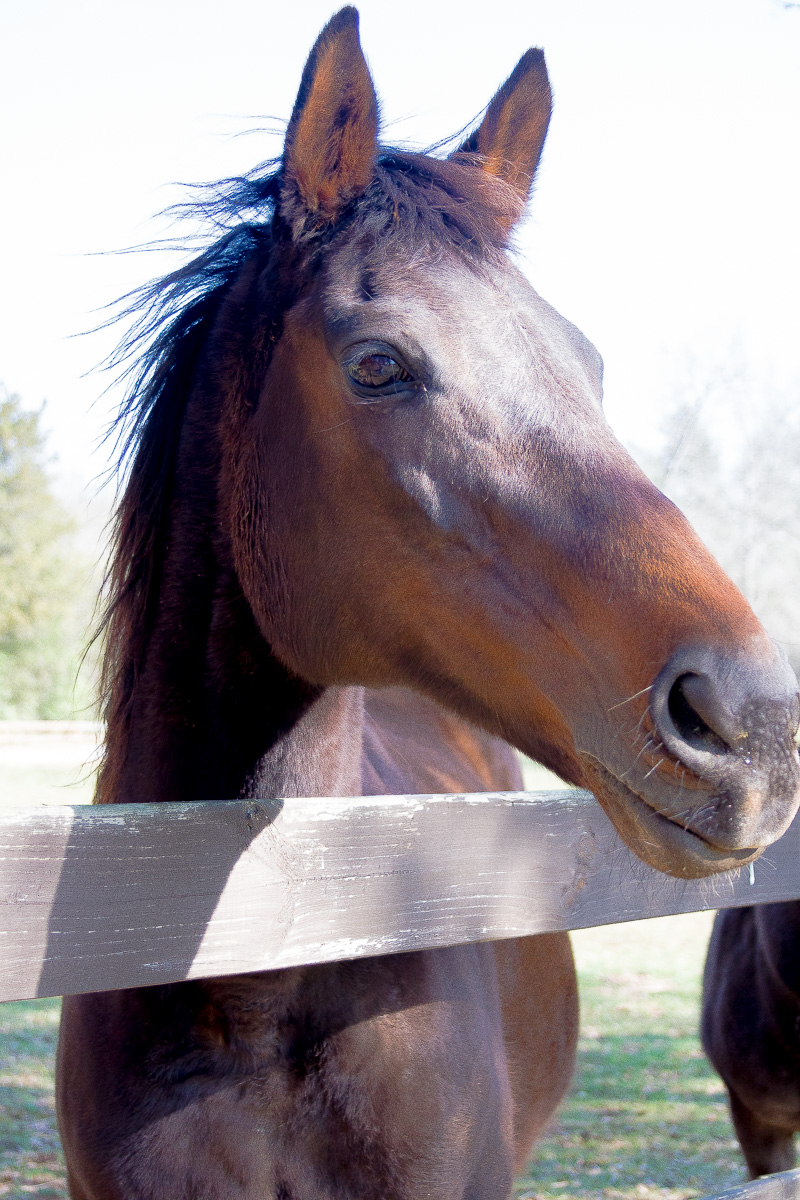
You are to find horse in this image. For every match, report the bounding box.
[56,9,800,1198]
[702,904,800,1179]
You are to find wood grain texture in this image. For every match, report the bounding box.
[1,789,799,1002]
[704,1168,800,1198]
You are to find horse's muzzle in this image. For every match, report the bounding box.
[580,644,800,878]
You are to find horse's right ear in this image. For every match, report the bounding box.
[453,48,552,210]
[281,8,379,233]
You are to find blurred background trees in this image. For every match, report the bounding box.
[0,384,95,718]
[631,355,800,676]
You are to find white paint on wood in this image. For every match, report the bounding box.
[0,790,799,1002]
[704,1167,800,1199]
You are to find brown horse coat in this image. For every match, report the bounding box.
[60,690,577,1198]
[56,9,800,1198]
[703,903,800,1179]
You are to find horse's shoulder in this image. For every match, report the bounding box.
[361,686,522,796]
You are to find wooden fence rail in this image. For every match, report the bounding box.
[713,1170,800,1198]
[2,788,800,1004]
[2,788,800,1197]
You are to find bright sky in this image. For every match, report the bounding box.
[2,0,799,501]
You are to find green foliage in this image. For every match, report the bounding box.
[0,386,93,719]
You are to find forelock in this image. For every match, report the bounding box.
[348,151,523,260]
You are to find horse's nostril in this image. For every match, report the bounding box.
[667,674,730,756]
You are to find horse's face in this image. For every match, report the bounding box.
[230,9,800,879]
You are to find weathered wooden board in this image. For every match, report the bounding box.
[704,1168,800,1199]
[1,789,799,1002]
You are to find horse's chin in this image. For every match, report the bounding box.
[579,757,763,880]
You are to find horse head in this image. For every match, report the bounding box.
[137,9,800,881]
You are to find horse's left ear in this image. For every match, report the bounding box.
[453,48,552,207]
[282,7,379,231]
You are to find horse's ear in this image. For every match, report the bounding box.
[453,48,552,207]
[282,7,379,230]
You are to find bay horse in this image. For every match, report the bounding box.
[703,904,800,1178]
[57,9,800,1198]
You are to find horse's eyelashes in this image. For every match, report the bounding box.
[347,354,413,392]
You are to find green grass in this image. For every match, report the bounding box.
[516,912,754,1199]
[0,1000,64,1199]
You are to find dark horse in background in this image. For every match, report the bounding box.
[703,903,800,1178]
[57,9,800,1198]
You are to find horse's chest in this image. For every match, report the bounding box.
[60,952,513,1199]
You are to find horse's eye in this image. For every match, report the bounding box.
[347,354,413,390]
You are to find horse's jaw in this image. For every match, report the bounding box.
[578,756,769,879]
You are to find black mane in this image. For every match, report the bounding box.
[94,149,516,801]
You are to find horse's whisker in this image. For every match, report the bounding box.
[608,685,653,712]
[643,758,665,780]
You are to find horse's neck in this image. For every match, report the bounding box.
[248,685,365,799]
[113,544,364,804]
[106,273,367,807]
